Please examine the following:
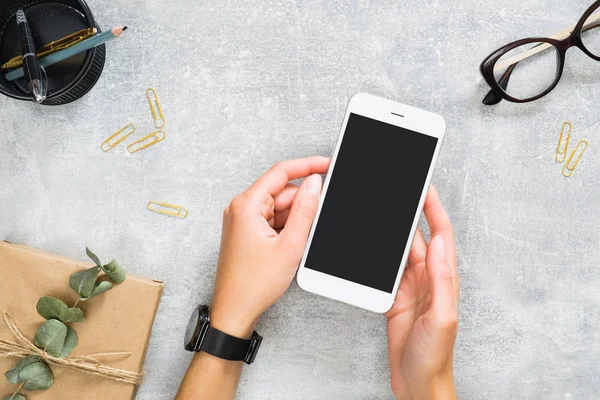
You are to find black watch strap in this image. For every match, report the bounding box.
[200,326,262,364]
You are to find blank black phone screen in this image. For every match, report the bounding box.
[304,113,438,293]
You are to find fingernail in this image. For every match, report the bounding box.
[434,235,445,257]
[305,174,322,195]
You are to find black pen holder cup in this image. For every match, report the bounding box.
[0,0,105,105]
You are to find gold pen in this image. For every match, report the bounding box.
[1,27,97,70]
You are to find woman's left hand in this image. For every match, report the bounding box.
[210,157,330,337]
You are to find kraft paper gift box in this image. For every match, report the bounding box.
[0,241,163,399]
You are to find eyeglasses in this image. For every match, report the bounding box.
[480,1,600,105]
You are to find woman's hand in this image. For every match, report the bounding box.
[386,186,459,400]
[176,157,329,400]
[210,156,330,338]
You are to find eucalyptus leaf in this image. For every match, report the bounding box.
[69,266,99,298]
[59,327,78,358]
[58,308,84,323]
[85,247,102,267]
[2,394,26,400]
[5,355,38,384]
[18,362,54,390]
[101,259,126,283]
[81,281,113,300]
[36,296,68,320]
[33,320,67,357]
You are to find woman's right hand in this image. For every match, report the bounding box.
[386,186,459,400]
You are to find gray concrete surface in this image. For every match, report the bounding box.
[2,0,600,398]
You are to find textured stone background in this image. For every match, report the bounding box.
[1,0,600,399]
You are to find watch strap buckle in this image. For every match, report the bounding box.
[243,331,262,364]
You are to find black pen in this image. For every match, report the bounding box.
[16,9,45,103]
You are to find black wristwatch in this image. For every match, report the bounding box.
[184,305,262,364]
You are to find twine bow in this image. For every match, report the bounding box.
[0,312,143,385]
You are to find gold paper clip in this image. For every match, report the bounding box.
[147,202,189,218]
[127,130,166,154]
[562,140,588,177]
[101,123,137,152]
[146,88,166,128]
[1,28,97,69]
[556,121,572,163]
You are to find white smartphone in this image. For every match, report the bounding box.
[297,93,446,313]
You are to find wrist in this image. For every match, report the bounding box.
[210,304,258,338]
[402,372,456,400]
[429,376,456,400]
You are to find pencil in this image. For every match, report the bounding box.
[5,25,127,81]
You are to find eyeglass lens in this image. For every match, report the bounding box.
[493,42,560,101]
[581,5,600,56]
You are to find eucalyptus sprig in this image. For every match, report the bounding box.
[3,248,126,400]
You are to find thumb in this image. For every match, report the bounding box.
[279,174,322,252]
[425,235,458,332]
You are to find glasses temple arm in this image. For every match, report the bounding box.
[582,19,600,32]
[493,12,600,72]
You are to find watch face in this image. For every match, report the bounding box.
[185,309,199,346]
